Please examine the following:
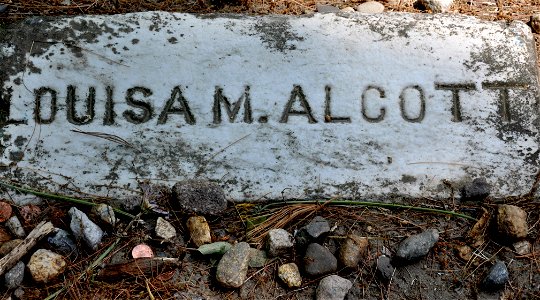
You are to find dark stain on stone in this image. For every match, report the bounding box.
[9,151,23,161]
[252,17,304,53]
[13,136,26,147]
[132,38,139,45]
[401,175,417,183]
[168,37,178,44]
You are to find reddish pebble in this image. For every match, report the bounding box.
[20,204,41,224]
[132,244,154,259]
[0,202,12,223]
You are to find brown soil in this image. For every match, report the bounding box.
[0,1,539,300]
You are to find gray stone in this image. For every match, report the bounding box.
[6,216,25,238]
[198,241,232,255]
[27,249,67,283]
[186,216,211,247]
[497,205,528,240]
[356,1,384,13]
[216,242,251,288]
[316,4,340,13]
[415,0,452,12]
[4,261,24,289]
[460,177,490,202]
[248,248,267,268]
[173,180,227,215]
[304,243,338,277]
[278,263,302,288]
[13,287,24,299]
[316,275,352,300]
[376,255,395,281]
[267,229,294,257]
[481,260,509,290]
[91,204,117,226]
[339,235,368,268]
[47,228,78,257]
[296,216,330,248]
[155,217,177,240]
[395,229,439,262]
[69,207,104,250]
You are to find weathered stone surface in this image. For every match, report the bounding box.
[316,275,352,300]
[47,228,78,257]
[278,263,302,288]
[6,216,25,238]
[339,235,368,268]
[316,4,339,13]
[481,260,509,290]
[304,243,338,277]
[460,177,491,202]
[27,249,67,283]
[4,261,24,289]
[156,217,177,240]
[0,13,539,201]
[376,255,395,281]
[267,228,294,257]
[248,248,267,268]
[69,207,104,250]
[173,180,227,215]
[216,242,251,288]
[497,205,528,239]
[395,229,439,263]
[186,216,211,247]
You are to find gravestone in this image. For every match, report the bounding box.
[0,12,538,201]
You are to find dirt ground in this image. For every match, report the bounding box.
[0,1,540,300]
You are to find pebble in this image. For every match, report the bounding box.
[278,263,302,288]
[316,4,340,13]
[91,204,117,226]
[341,7,355,13]
[481,260,509,290]
[6,216,25,238]
[248,248,267,268]
[27,249,67,283]
[296,216,330,248]
[69,207,104,250]
[513,240,531,255]
[460,178,491,202]
[216,242,251,288]
[0,201,12,222]
[4,261,24,289]
[304,243,338,277]
[187,216,211,247]
[14,287,24,299]
[530,14,540,33]
[356,1,385,13]
[497,205,528,239]
[415,0,453,12]
[0,239,22,257]
[267,228,294,257]
[316,275,352,300]
[156,217,177,241]
[172,180,227,215]
[395,228,439,263]
[376,255,395,282]
[47,229,78,257]
[339,235,368,268]
[198,241,232,255]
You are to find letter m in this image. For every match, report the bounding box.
[213,86,253,124]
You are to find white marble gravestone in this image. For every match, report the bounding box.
[0,12,538,200]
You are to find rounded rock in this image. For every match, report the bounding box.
[47,228,78,257]
[27,249,67,283]
[278,263,302,288]
[316,275,352,300]
[187,216,211,247]
[341,7,355,13]
[304,243,338,277]
[248,248,267,268]
[267,228,294,257]
[376,255,395,282]
[356,1,385,13]
[497,205,528,239]
[216,242,251,288]
[395,229,439,263]
[6,216,25,238]
[481,260,509,290]
[5,261,24,289]
[339,235,368,268]
[172,180,227,215]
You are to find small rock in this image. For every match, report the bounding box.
[132,244,154,258]
[415,0,453,12]
[198,241,232,255]
[497,205,528,239]
[278,263,302,288]
[339,235,368,268]
[456,244,472,261]
[91,204,117,226]
[460,178,491,202]
[0,4,8,14]
[186,216,211,247]
[356,1,384,13]
[19,205,41,225]
[316,275,352,300]
[172,180,227,215]
[47,229,78,257]
[6,216,25,238]
[216,242,251,288]
[69,207,104,250]
[248,248,267,268]
[304,243,338,277]
[156,217,177,241]
[0,239,22,257]
[341,7,355,12]
[27,249,67,283]
[4,261,24,289]
[376,255,395,282]
[267,228,294,257]
[0,201,12,222]
[513,240,531,255]
[395,229,439,263]
[296,216,330,248]
[481,260,509,290]
[530,14,540,33]
[14,287,24,299]
[316,4,340,13]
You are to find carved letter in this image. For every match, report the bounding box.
[34,87,57,124]
[435,83,476,122]
[361,85,386,122]
[123,87,153,124]
[482,82,528,123]
[280,85,317,123]
[66,85,96,125]
[213,86,252,124]
[0,86,24,125]
[103,86,116,125]
[399,85,425,123]
[158,86,195,125]
[324,85,351,123]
